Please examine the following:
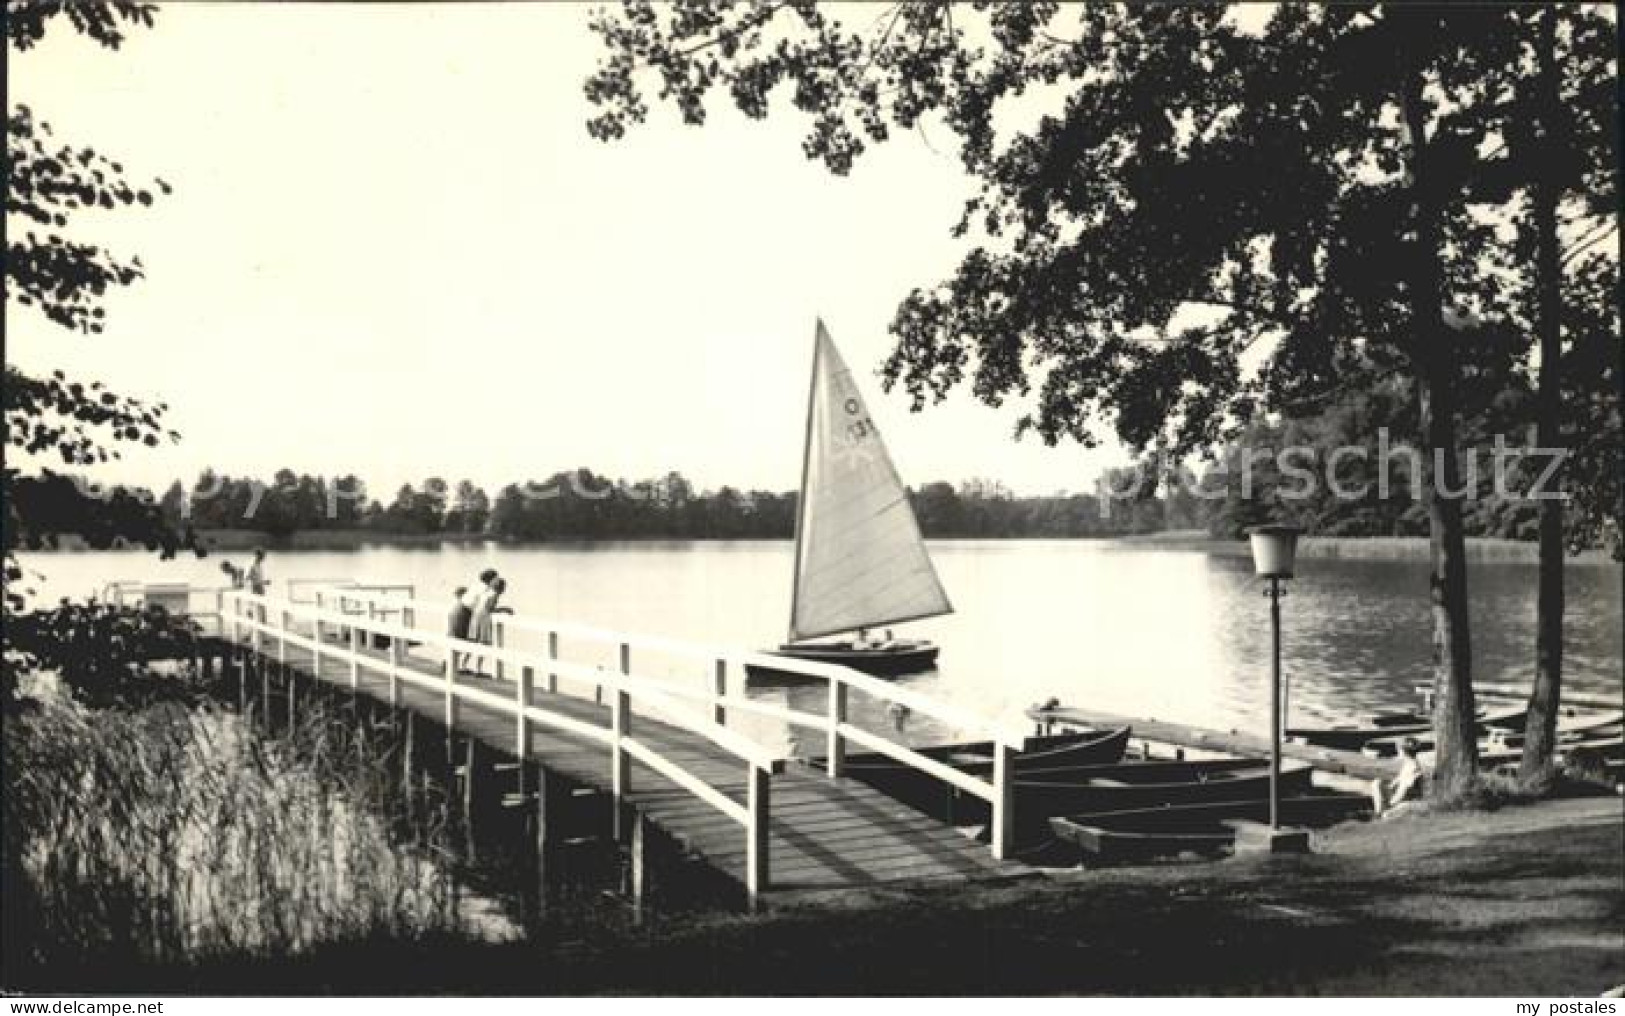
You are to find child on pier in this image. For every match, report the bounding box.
[448,586,472,640]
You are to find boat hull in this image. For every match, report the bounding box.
[1050,792,1372,863]
[880,756,1317,845]
[1288,706,1523,753]
[750,639,939,679]
[1360,707,1530,758]
[833,728,1133,819]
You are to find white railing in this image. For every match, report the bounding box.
[307,583,1022,858]
[288,577,416,603]
[222,588,783,896]
[104,581,233,636]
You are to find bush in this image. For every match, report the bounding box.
[3,600,205,709]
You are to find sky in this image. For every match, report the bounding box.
[7,2,1136,500]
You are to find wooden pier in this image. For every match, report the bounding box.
[1030,704,1405,782]
[215,585,1028,908]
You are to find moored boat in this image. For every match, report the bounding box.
[754,638,938,679]
[922,757,1318,843]
[1285,711,1436,751]
[838,726,1134,774]
[1288,705,1524,754]
[758,321,953,680]
[834,727,1133,820]
[1049,791,1372,863]
[1360,707,1530,758]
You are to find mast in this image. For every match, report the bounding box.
[786,320,823,644]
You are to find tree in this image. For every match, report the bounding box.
[1494,6,1617,783]
[5,1,194,613]
[446,479,490,535]
[585,4,1604,797]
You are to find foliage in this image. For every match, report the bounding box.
[3,600,205,709]
[4,1,197,611]
[155,464,1229,542]
[1555,252,1622,558]
[585,1,1619,798]
[5,0,155,51]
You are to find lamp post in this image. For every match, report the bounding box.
[1246,524,1302,831]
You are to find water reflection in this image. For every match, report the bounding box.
[21,541,1622,745]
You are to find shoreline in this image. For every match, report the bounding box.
[8,783,1618,994]
[27,528,1620,564]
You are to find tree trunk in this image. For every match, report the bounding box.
[1401,66,1479,800]
[1418,367,1480,798]
[1521,8,1566,785]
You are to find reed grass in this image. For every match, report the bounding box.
[2,680,483,983]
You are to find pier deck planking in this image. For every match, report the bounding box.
[224,625,1020,903]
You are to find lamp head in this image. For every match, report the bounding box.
[1246,524,1304,579]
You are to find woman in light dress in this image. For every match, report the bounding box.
[465,576,510,677]
[450,568,495,673]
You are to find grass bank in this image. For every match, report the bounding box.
[11,780,1619,994]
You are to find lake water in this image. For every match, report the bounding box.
[18,541,1622,751]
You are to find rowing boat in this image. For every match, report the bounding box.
[945,757,1317,843]
[1049,791,1371,863]
[833,727,1132,820]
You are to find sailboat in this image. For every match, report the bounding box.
[765,320,953,677]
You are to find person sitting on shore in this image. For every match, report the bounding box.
[1372,737,1427,816]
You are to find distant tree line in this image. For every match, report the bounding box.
[24,436,1611,550]
[1198,380,1619,555]
[80,466,1205,543]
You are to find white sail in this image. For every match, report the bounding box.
[789,321,953,642]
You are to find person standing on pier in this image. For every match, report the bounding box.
[245,548,269,595]
[451,569,497,673]
[466,575,510,677]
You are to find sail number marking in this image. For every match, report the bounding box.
[842,398,875,442]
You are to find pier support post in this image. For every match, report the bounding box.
[277,608,289,666]
[494,621,505,681]
[991,742,1016,861]
[532,765,559,919]
[827,682,847,778]
[348,618,361,689]
[236,648,248,714]
[462,737,480,862]
[402,710,418,800]
[629,810,648,925]
[387,633,402,707]
[546,632,559,694]
[286,664,298,733]
[517,665,534,762]
[611,642,632,839]
[746,765,770,906]
[443,652,460,732]
[259,655,271,733]
[612,686,631,840]
[712,658,727,726]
